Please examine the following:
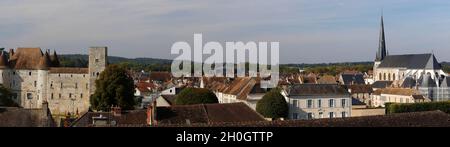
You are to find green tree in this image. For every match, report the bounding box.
[256,88,288,119]
[174,88,218,105]
[90,64,136,111]
[0,85,17,107]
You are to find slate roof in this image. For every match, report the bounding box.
[378,54,441,69]
[285,84,349,96]
[372,81,393,89]
[401,76,417,88]
[341,73,365,85]
[157,111,450,127]
[156,103,265,125]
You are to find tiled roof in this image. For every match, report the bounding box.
[156,103,265,125]
[375,88,419,96]
[317,75,337,84]
[49,67,89,74]
[372,81,393,89]
[285,84,349,96]
[219,77,266,100]
[150,72,172,82]
[136,82,157,93]
[71,110,148,127]
[0,107,55,127]
[348,84,373,93]
[156,111,450,127]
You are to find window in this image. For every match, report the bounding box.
[59,93,62,99]
[400,98,403,103]
[379,73,382,80]
[69,93,72,98]
[50,81,53,88]
[71,74,73,77]
[329,112,335,118]
[383,73,386,80]
[393,73,396,81]
[13,72,15,75]
[29,72,31,76]
[342,112,347,118]
[318,99,322,108]
[27,93,33,99]
[51,93,54,100]
[80,93,83,99]
[75,83,78,89]
[292,100,298,109]
[307,99,313,108]
[60,83,63,88]
[341,99,347,108]
[318,112,323,118]
[292,113,298,119]
[329,99,335,107]
[95,58,99,62]
[388,73,391,81]
[34,81,37,87]
[307,113,313,120]
[86,83,89,89]
[406,98,409,103]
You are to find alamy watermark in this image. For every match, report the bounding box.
[171,34,279,88]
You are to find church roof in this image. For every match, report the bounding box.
[340,73,365,85]
[401,76,417,88]
[378,54,441,69]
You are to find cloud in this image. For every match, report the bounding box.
[1,0,450,63]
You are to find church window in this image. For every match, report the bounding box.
[383,73,386,80]
[388,74,391,81]
[393,74,396,81]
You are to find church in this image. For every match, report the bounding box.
[372,15,450,101]
[0,47,107,116]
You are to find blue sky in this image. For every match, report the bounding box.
[1,0,450,63]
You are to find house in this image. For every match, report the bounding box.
[281,84,352,120]
[155,95,176,107]
[148,102,266,126]
[371,81,393,90]
[371,88,431,107]
[0,101,55,127]
[70,106,148,127]
[350,98,385,117]
[214,77,269,110]
[149,71,172,84]
[347,84,373,105]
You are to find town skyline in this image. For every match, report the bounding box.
[1,0,450,64]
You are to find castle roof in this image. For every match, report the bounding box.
[37,52,52,70]
[8,48,45,69]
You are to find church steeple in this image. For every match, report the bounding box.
[375,14,387,61]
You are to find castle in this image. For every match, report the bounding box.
[0,47,107,116]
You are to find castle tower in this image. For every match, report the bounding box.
[374,14,388,81]
[37,53,51,107]
[88,47,108,95]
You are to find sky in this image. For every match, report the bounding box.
[1,0,450,64]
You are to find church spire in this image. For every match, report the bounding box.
[375,14,387,61]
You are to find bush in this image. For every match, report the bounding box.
[174,88,218,105]
[256,88,289,119]
[386,101,450,114]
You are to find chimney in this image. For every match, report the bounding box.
[111,105,121,116]
[147,100,157,126]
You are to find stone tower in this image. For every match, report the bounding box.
[88,47,108,95]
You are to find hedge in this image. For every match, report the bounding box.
[386,101,450,114]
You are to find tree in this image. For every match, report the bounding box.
[90,64,136,111]
[256,88,288,119]
[0,85,17,107]
[174,88,218,105]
